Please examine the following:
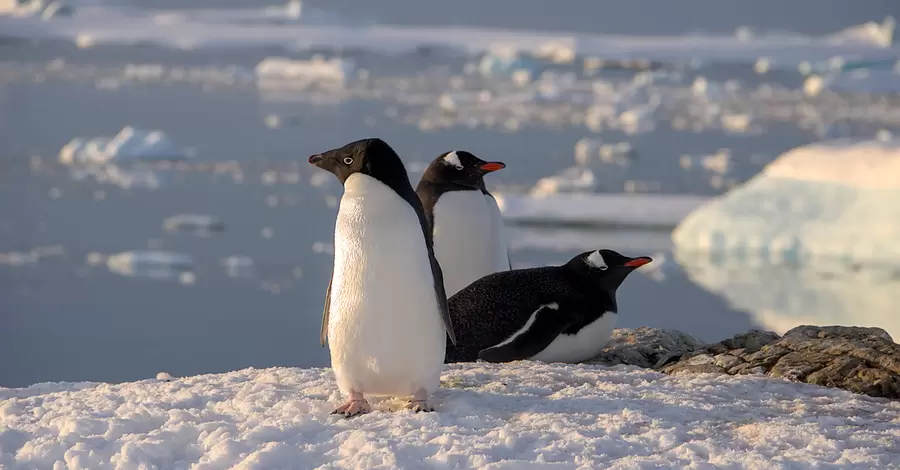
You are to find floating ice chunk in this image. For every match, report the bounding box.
[163,214,225,234]
[59,126,191,165]
[255,56,356,86]
[531,167,596,196]
[673,138,900,268]
[700,149,732,174]
[574,138,636,167]
[222,255,254,278]
[496,192,710,229]
[828,16,895,48]
[0,245,63,266]
[106,250,194,279]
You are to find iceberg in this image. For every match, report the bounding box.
[672,138,900,268]
[59,126,191,166]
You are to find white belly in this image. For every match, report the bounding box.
[432,191,511,296]
[328,174,445,397]
[530,312,618,363]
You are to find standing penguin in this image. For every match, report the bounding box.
[309,138,456,417]
[445,249,651,363]
[416,150,510,297]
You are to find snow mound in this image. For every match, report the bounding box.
[672,139,900,267]
[496,192,709,229]
[2,363,899,469]
[59,126,191,166]
[677,255,900,343]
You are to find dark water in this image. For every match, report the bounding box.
[2,0,899,387]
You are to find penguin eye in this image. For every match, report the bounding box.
[343,157,354,165]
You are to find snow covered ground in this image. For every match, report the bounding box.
[673,138,900,268]
[2,363,899,469]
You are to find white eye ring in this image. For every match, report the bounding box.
[343,157,354,165]
[598,265,608,271]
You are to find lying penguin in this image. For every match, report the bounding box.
[416,150,510,297]
[309,138,456,417]
[445,249,651,363]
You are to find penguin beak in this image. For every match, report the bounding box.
[479,161,506,172]
[308,154,323,166]
[623,256,652,268]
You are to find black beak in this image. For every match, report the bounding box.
[308,154,323,166]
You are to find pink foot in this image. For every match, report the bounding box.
[331,390,371,418]
[332,400,371,417]
[406,388,434,413]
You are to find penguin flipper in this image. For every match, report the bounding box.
[477,303,571,363]
[320,277,332,347]
[428,251,458,346]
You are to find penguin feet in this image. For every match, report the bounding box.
[405,388,434,413]
[405,400,434,413]
[331,399,371,418]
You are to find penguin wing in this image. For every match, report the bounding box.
[477,303,573,362]
[319,277,332,347]
[429,250,458,346]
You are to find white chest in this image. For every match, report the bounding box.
[432,191,510,296]
[329,174,445,396]
[530,312,618,363]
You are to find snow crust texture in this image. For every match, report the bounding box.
[2,363,900,469]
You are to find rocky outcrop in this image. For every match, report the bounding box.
[658,326,900,399]
[589,327,705,369]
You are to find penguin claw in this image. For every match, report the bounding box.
[405,400,434,413]
[331,399,371,418]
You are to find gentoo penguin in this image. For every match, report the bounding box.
[416,150,510,296]
[308,138,457,417]
[445,249,651,363]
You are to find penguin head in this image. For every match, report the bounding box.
[420,150,505,191]
[308,138,409,186]
[566,249,652,291]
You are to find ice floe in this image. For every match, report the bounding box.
[105,250,194,280]
[673,138,900,268]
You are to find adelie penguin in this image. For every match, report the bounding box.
[445,249,651,364]
[416,150,510,297]
[308,138,456,417]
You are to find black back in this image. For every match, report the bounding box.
[416,150,495,226]
[445,249,649,362]
[308,138,457,346]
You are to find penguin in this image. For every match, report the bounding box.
[444,249,651,364]
[416,150,510,297]
[308,138,456,417]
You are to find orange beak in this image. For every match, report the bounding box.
[479,162,506,172]
[623,257,652,268]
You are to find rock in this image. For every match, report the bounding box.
[588,327,704,369]
[661,325,900,399]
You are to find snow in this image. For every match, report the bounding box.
[672,138,900,268]
[0,3,897,70]
[2,363,899,469]
[495,192,710,229]
[59,127,190,166]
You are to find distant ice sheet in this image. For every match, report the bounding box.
[673,138,900,268]
[496,192,710,229]
[0,4,896,69]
